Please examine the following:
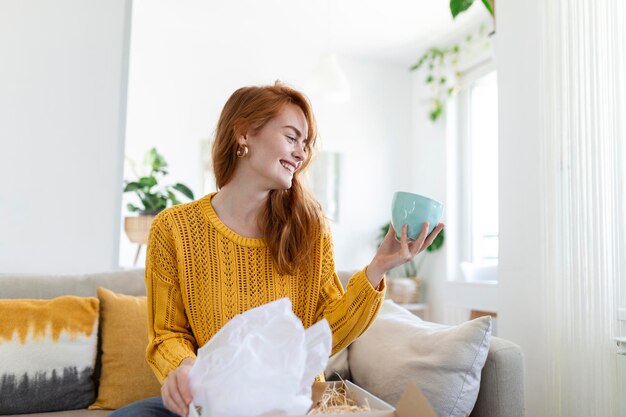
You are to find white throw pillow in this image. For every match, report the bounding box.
[324,349,350,381]
[349,300,491,417]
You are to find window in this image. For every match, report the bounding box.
[453,63,499,273]
[468,70,498,264]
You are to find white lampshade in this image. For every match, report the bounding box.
[306,53,351,103]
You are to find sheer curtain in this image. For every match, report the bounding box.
[540,0,626,414]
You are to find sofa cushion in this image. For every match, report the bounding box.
[470,337,525,417]
[5,410,112,417]
[0,296,99,414]
[349,300,491,417]
[89,288,162,410]
[0,269,146,300]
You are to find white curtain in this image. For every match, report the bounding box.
[540,0,626,415]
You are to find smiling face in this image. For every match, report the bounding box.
[236,103,309,191]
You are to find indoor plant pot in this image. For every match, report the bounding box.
[124,213,157,244]
[123,148,194,247]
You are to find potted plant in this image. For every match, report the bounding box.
[377,222,445,303]
[123,148,194,246]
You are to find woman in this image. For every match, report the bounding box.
[113,81,444,417]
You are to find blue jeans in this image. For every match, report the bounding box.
[109,397,179,417]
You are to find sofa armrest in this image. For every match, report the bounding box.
[470,336,525,417]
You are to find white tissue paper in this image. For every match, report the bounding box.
[188,298,332,417]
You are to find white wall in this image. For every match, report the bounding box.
[318,58,413,271]
[407,72,448,322]
[0,0,132,273]
[120,0,413,270]
[495,2,549,416]
[406,23,493,324]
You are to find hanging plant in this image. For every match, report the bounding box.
[410,45,461,122]
[450,0,494,19]
[410,24,491,122]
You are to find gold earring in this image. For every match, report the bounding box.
[236,144,248,158]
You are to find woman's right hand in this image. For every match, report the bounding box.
[162,357,196,417]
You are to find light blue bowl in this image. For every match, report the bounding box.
[391,191,444,241]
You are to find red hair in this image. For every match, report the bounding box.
[212,81,325,275]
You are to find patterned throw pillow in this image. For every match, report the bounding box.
[0,296,99,414]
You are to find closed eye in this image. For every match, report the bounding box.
[286,136,296,143]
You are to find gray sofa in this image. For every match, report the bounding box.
[0,270,524,417]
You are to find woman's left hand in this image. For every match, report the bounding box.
[366,222,445,288]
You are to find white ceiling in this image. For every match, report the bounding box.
[151,0,492,67]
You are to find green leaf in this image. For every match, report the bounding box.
[126,203,140,212]
[430,101,443,121]
[123,182,142,192]
[378,222,391,247]
[426,228,445,252]
[426,75,434,84]
[167,190,182,206]
[172,183,194,200]
[450,0,474,18]
[156,199,167,212]
[410,56,427,72]
[432,48,445,57]
[143,193,164,211]
[144,148,168,173]
[481,0,494,16]
[138,176,158,188]
[440,77,447,85]
[144,148,157,167]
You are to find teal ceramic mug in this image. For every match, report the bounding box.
[391,191,444,241]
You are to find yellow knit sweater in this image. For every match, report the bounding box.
[145,193,386,383]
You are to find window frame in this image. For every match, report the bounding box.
[448,58,499,280]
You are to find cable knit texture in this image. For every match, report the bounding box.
[145,193,386,383]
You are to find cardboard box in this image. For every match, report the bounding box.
[309,381,393,417]
[309,381,436,417]
[188,380,436,417]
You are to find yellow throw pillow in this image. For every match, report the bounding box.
[0,296,99,414]
[89,287,161,410]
